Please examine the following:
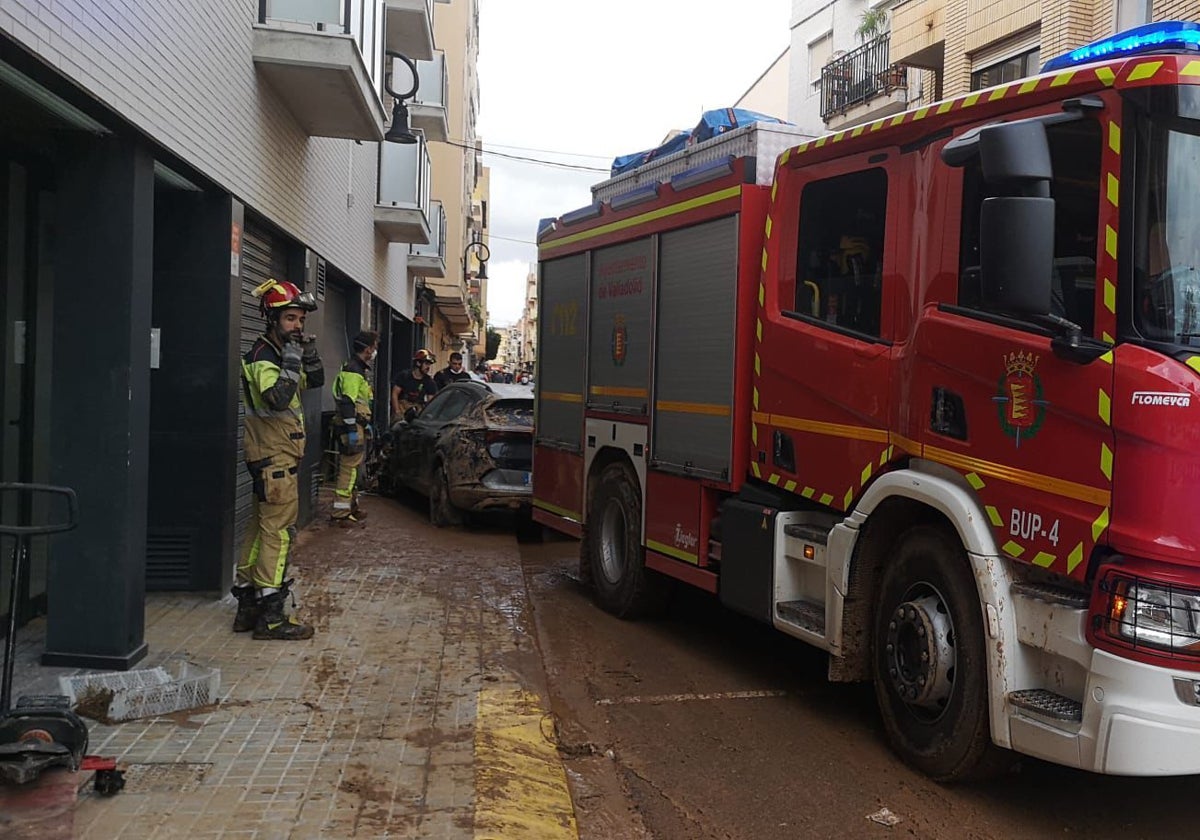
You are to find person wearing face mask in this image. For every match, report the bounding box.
[233,278,323,640]
[434,350,472,390]
[331,330,379,526]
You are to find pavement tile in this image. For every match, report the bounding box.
[3,491,578,838]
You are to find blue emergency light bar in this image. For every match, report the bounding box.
[1041,20,1200,72]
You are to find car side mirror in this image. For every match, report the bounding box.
[404,407,418,423]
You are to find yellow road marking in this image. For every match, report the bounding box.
[474,688,578,839]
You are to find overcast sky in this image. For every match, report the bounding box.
[476,0,792,325]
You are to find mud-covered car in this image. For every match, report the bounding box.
[383,381,534,525]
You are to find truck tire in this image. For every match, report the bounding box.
[429,462,463,527]
[587,462,667,618]
[871,525,1008,782]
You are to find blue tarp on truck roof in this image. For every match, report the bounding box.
[610,108,791,176]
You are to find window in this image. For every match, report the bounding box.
[1117,0,1152,31]
[809,33,832,84]
[419,388,475,424]
[793,168,888,337]
[957,118,1102,334]
[970,49,1040,91]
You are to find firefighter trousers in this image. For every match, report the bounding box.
[332,446,363,519]
[237,454,299,590]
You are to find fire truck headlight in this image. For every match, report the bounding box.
[1103,575,1200,653]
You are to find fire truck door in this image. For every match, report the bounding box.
[757,159,894,509]
[915,116,1113,580]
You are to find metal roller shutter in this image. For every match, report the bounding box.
[588,239,653,415]
[536,255,587,449]
[653,215,739,479]
[234,221,288,560]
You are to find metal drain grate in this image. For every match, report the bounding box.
[121,762,213,794]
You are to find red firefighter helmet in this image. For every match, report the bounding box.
[252,278,317,317]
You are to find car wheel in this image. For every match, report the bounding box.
[429,463,463,527]
[587,462,668,618]
[872,525,1009,781]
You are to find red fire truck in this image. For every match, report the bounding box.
[533,22,1200,780]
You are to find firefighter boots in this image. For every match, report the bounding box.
[231,585,260,633]
[252,589,314,640]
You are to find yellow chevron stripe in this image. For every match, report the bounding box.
[1127,61,1163,82]
[540,391,584,404]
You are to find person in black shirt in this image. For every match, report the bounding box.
[390,348,439,424]
[434,351,472,390]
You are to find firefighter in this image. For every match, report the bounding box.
[390,348,439,423]
[331,330,378,526]
[231,278,323,641]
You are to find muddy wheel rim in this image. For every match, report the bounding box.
[599,498,627,585]
[883,583,957,721]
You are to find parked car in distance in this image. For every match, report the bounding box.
[382,381,534,526]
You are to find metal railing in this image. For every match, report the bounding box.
[410,200,445,259]
[412,52,447,108]
[820,34,908,121]
[377,137,430,211]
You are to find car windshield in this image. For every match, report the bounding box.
[1132,89,1200,347]
[486,399,533,427]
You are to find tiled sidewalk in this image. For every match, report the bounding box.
[2,493,577,839]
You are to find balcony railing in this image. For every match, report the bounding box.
[378,138,430,211]
[255,0,386,140]
[412,52,447,109]
[820,34,908,121]
[411,200,445,260]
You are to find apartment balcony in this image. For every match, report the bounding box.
[821,34,910,129]
[384,0,435,62]
[409,200,446,278]
[375,139,432,244]
[891,0,945,70]
[409,52,449,142]
[427,276,472,335]
[252,0,386,141]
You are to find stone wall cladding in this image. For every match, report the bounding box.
[0,1,409,310]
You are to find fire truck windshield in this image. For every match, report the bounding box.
[1131,90,1200,348]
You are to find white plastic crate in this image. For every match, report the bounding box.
[58,660,220,722]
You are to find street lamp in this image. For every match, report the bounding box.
[463,240,490,281]
[383,50,419,145]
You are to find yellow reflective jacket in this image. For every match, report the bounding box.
[333,356,373,424]
[241,335,322,462]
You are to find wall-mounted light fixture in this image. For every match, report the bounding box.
[464,240,490,281]
[384,50,419,144]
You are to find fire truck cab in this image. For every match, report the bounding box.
[534,22,1200,780]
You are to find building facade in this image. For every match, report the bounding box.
[0,0,477,667]
[792,0,1197,137]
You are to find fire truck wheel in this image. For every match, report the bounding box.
[588,462,668,618]
[871,525,1007,782]
[429,462,463,527]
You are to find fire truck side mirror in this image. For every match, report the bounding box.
[977,120,1052,183]
[979,196,1055,317]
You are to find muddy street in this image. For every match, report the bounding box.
[508,526,1200,840]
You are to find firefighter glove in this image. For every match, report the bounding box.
[301,341,322,374]
[280,340,303,375]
